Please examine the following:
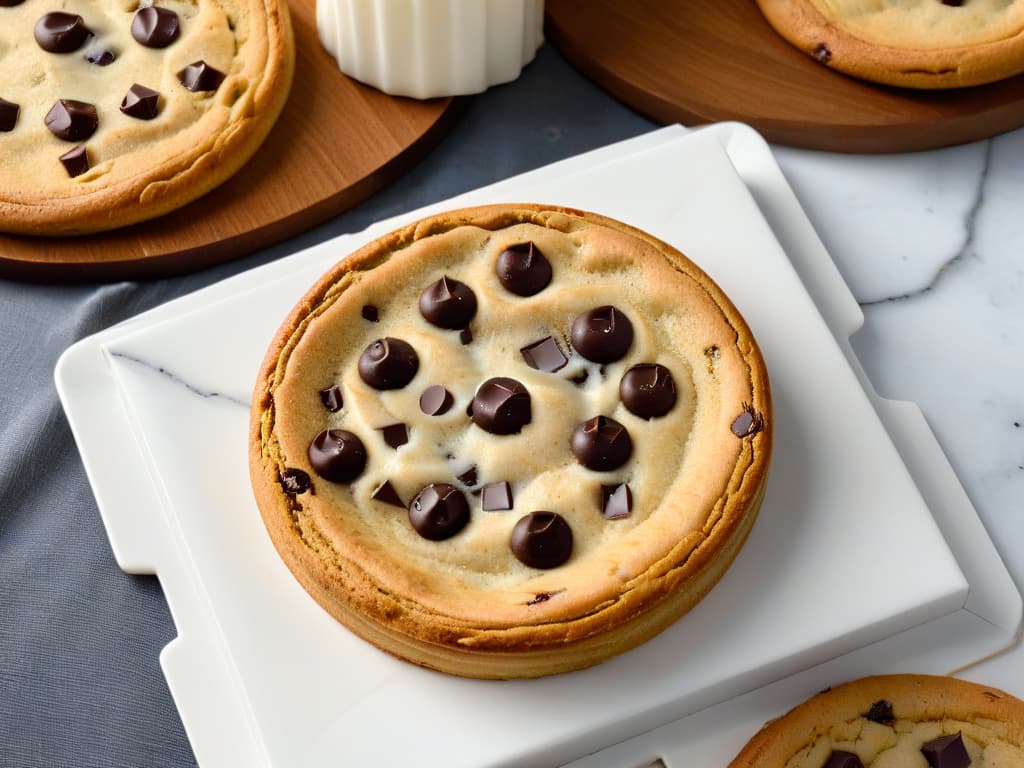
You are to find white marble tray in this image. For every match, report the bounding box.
[55,125,1021,768]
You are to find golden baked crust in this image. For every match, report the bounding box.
[729,674,1024,766]
[249,204,772,679]
[755,0,1024,89]
[0,0,293,235]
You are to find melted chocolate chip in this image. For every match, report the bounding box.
[35,12,92,53]
[45,99,98,142]
[319,385,343,412]
[601,483,632,519]
[456,466,478,487]
[131,7,180,48]
[620,363,677,419]
[526,592,552,605]
[571,416,632,471]
[921,733,970,768]
[308,429,366,483]
[731,406,765,437]
[280,468,311,495]
[379,423,409,449]
[823,752,863,768]
[865,699,894,724]
[361,305,379,322]
[471,377,531,435]
[511,512,573,569]
[372,480,405,508]
[358,338,419,390]
[482,481,513,511]
[84,49,116,66]
[459,327,473,345]
[408,483,469,541]
[177,61,226,92]
[521,336,568,373]
[419,385,453,416]
[120,84,160,120]
[58,144,89,178]
[0,98,19,132]
[496,242,552,296]
[571,306,633,363]
[814,43,832,64]
[419,276,478,329]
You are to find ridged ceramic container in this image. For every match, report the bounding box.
[317,0,545,98]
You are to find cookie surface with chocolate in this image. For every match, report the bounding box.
[729,674,1024,767]
[249,204,772,679]
[0,0,293,235]
[755,0,1024,88]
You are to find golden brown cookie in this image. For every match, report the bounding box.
[729,674,1024,767]
[0,0,293,235]
[249,204,772,679]
[755,0,1024,89]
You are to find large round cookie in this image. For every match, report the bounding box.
[0,0,293,235]
[249,204,772,679]
[755,0,1024,89]
[729,674,1024,767]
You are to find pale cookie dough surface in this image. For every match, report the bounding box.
[0,0,293,234]
[250,204,772,678]
[729,674,1024,767]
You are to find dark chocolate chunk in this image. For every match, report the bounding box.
[371,480,405,508]
[521,336,568,373]
[823,752,863,768]
[496,242,552,296]
[120,83,160,120]
[408,483,469,541]
[308,429,366,483]
[280,468,311,495]
[571,416,632,471]
[358,338,419,390]
[814,43,832,64]
[379,423,409,449]
[418,276,478,329]
[865,699,894,724]
[319,385,343,412]
[419,385,453,416]
[84,48,116,66]
[58,144,89,178]
[571,306,633,363]
[35,12,92,53]
[471,377,531,435]
[459,327,473,345]
[0,98,19,132]
[731,405,765,437]
[511,512,573,569]
[456,466,478,487]
[177,60,226,92]
[620,363,677,419]
[131,7,180,48]
[482,481,513,511]
[921,733,970,768]
[601,483,632,519]
[45,99,98,142]
[361,304,379,322]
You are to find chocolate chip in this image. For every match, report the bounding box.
[419,276,478,330]
[865,699,894,724]
[361,305,379,322]
[419,385,453,416]
[177,61,226,92]
[408,484,469,541]
[496,242,552,296]
[131,7,180,48]
[35,12,92,53]
[571,306,633,363]
[526,592,552,605]
[620,363,677,419]
[511,512,573,569]
[521,336,568,373]
[319,385,343,412]
[571,416,632,471]
[569,370,589,386]
[459,327,473,345]
[308,429,367,483]
[120,84,160,120]
[379,423,409,449]
[731,406,765,437]
[0,0,27,6]
[456,466,478,487]
[601,483,632,519]
[371,480,405,508]
[58,144,89,178]
[482,481,513,511]
[471,377,531,435]
[814,43,832,64]
[941,0,965,6]
[280,468,312,495]
[0,98,19,132]
[921,733,970,768]
[823,753,863,768]
[45,99,97,142]
[84,49,116,66]
[358,338,419,390]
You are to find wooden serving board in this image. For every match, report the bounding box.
[545,0,1024,153]
[0,0,459,283]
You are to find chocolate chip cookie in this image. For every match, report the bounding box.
[0,0,293,235]
[249,204,772,679]
[729,674,1024,767]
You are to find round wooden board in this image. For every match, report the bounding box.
[0,0,459,283]
[544,0,1024,154]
